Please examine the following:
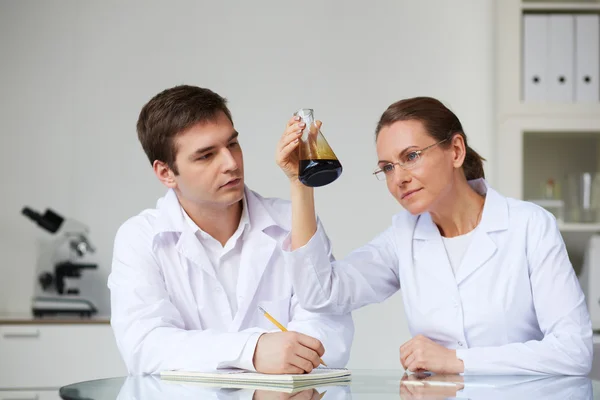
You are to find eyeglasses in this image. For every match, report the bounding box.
[373,138,448,181]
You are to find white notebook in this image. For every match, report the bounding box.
[160,367,351,391]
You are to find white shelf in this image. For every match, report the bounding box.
[501,103,600,120]
[559,223,600,232]
[522,2,600,11]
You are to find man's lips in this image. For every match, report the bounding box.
[220,178,241,188]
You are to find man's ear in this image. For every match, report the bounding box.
[153,160,177,189]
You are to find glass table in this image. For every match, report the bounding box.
[59,370,600,399]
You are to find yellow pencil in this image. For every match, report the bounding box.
[258,306,327,367]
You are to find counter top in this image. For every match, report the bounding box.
[0,313,110,325]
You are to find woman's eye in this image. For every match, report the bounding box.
[405,152,419,162]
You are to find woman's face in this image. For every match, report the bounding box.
[375,119,461,215]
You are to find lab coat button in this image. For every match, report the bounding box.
[458,341,464,347]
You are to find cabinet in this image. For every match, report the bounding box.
[0,391,60,400]
[0,320,126,398]
[495,0,600,274]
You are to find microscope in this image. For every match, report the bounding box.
[22,207,98,318]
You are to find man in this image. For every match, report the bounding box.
[108,85,354,374]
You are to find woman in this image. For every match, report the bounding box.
[275,97,593,375]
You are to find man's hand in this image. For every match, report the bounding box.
[399,335,464,374]
[253,331,325,374]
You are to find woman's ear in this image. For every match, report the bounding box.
[450,133,467,169]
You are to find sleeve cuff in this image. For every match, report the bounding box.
[229,332,262,372]
[282,224,331,279]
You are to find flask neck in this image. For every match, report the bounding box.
[295,108,315,124]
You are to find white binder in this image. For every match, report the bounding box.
[548,14,575,102]
[575,15,599,102]
[523,14,549,102]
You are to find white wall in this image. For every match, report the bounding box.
[0,0,494,369]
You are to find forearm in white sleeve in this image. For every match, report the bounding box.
[286,293,354,367]
[282,222,401,315]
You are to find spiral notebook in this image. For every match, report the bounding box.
[160,367,351,391]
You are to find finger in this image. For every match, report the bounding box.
[279,128,303,149]
[278,138,300,163]
[295,343,321,368]
[296,334,325,357]
[308,124,319,139]
[284,364,305,375]
[399,338,414,358]
[289,354,315,373]
[287,115,301,127]
[400,345,414,368]
[280,126,302,146]
[406,355,424,373]
[404,354,416,371]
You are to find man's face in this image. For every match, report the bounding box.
[168,111,244,210]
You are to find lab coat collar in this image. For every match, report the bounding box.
[153,186,281,238]
[413,178,509,240]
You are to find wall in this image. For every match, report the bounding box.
[0,0,494,369]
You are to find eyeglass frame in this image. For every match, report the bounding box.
[372,137,449,181]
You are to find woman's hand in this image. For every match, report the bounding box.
[276,116,321,184]
[399,335,464,374]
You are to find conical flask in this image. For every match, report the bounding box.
[295,108,342,187]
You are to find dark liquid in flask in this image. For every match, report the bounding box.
[298,159,343,187]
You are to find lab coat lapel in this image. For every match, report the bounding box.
[455,185,508,285]
[154,189,217,279]
[232,189,278,330]
[413,212,458,288]
[175,230,217,279]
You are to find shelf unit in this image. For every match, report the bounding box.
[522,3,600,11]
[559,222,600,232]
[496,0,600,120]
[495,1,600,237]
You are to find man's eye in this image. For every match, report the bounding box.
[383,164,395,173]
[197,153,212,161]
[228,141,239,148]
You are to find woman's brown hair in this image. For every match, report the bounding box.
[375,97,485,181]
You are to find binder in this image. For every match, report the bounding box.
[523,14,549,102]
[548,14,575,102]
[575,15,600,102]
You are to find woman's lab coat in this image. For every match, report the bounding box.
[108,188,354,375]
[283,179,593,375]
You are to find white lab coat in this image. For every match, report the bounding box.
[108,187,354,375]
[283,179,593,375]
